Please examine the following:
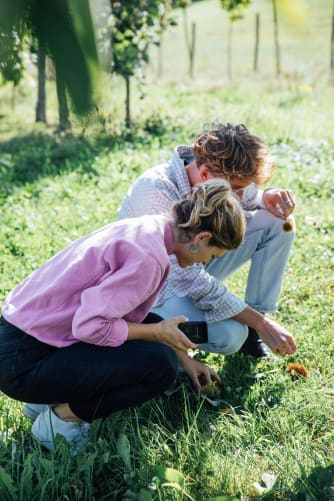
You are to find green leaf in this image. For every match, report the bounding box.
[18,454,33,498]
[205,497,239,501]
[0,469,18,498]
[138,488,153,501]
[153,465,185,487]
[123,489,153,501]
[116,433,131,469]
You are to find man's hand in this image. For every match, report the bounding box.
[263,188,296,220]
[177,351,221,391]
[256,317,297,357]
[234,306,297,357]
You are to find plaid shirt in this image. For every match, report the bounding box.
[118,145,265,322]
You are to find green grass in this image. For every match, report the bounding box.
[0,0,334,499]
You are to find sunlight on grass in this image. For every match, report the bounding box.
[0,86,333,500]
[0,0,334,499]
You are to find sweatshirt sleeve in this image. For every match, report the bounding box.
[72,251,164,347]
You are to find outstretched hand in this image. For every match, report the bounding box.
[257,317,297,357]
[177,351,221,391]
[263,188,296,220]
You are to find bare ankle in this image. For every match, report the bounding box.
[53,403,82,422]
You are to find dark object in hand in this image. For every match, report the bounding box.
[178,321,208,344]
[282,215,294,232]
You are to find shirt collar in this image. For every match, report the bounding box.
[168,145,194,198]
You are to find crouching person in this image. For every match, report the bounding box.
[0,179,248,454]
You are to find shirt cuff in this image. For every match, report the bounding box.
[205,298,247,323]
[103,318,129,347]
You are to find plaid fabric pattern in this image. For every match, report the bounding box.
[118,145,266,322]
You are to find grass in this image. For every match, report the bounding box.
[0,0,334,499]
[147,0,334,85]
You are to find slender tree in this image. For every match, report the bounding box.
[253,12,260,72]
[157,30,164,79]
[55,69,71,131]
[105,1,173,127]
[35,39,47,123]
[220,0,252,80]
[330,0,334,74]
[227,18,233,80]
[176,0,196,79]
[272,0,281,77]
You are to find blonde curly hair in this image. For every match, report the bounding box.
[192,122,275,185]
[174,179,245,250]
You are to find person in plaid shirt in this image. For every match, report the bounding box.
[118,122,296,359]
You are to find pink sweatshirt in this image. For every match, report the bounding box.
[2,215,173,348]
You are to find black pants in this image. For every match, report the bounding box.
[0,316,177,422]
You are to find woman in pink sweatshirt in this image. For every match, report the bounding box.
[0,179,245,453]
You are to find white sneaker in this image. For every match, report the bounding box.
[31,406,89,453]
[22,403,48,421]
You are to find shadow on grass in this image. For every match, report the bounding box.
[0,128,155,196]
[194,351,287,414]
[0,114,179,196]
[132,352,287,432]
[0,132,101,192]
[293,463,334,501]
[220,352,261,399]
[220,353,285,412]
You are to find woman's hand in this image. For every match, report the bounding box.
[177,351,221,391]
[256,317,297,357]
[263,188,296,219]
[127,316,196,352]
[156,317,198,352]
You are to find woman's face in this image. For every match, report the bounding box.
[175,235,226,268]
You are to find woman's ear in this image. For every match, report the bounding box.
[194,231,212,244]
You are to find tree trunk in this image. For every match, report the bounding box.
[330,0,334,72]
[183,6,190,68]
[125,76,131,128]
[272,0,281,77]
[182,7,196,79]
[227,20,233,81]
[55,68,71,131]
[253,13,260,72]
[11,83,16,112]
[189,22,196,79]
[158,32,163,78]
[35,44,47,123]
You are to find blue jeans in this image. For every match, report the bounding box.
[153,210,295,355]
[0,316,177,422]
[153,296,248,354]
